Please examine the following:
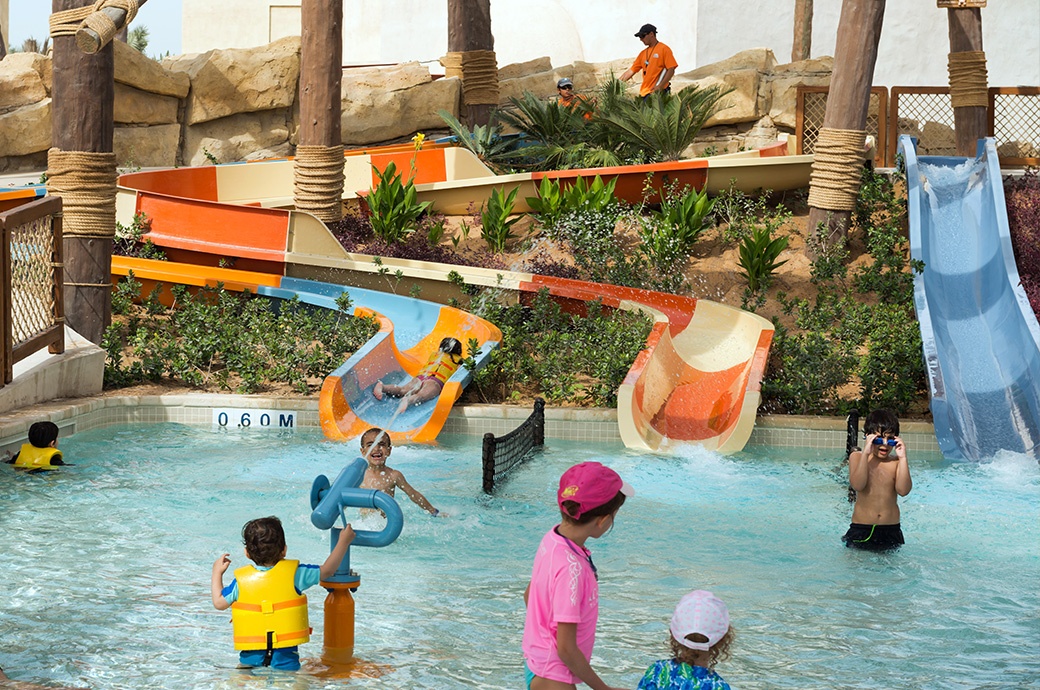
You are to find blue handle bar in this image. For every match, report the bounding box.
[310,457,404,547]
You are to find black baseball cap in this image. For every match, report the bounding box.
[635,23,657,38]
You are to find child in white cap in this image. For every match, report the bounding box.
[637,590,733,690]
[522,461,635,690]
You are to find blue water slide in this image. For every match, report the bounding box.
[901,135,1040,460]
[254,276,500,438]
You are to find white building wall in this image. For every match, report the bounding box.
[182,0,1039,87]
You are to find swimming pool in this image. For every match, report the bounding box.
[1,424,1036,689]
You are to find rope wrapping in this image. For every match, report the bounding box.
[948,51,989,108]
[807,128,867,212]
[46,149,118,238]
[293,145,345,222]
[50,0,139,42]
[442,50,499,106]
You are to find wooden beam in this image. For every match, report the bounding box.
[947,7,987,157]
[807,0,885,250]
[75,0,148,53]
[793,0,814,62]
[53,0,115,345]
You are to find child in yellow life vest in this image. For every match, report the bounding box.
[4,421,66,473]
[211,516,355,671]
[373,337,463,411]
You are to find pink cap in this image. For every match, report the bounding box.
[670,590,730,651]
[557,462,635,519]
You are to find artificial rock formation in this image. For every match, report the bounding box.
[0,38,839,171]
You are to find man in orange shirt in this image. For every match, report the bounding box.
[556,77,593,120]
[620,23,678,99]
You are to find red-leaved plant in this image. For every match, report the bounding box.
[1005,169,1040,313]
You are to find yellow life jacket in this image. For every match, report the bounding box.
[13,444,62,470]
[418,351,461,385]
[231,559,311,651]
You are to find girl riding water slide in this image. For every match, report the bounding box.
[373,337,463,413]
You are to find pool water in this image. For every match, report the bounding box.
[1,424,1037,689]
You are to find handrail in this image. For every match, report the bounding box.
[0,195,65,386]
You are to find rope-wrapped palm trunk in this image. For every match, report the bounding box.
[48,0,124,344]
[806,0,885,253]
[943,1,988,156]
[446,0,499,127]
[294,0,345,223]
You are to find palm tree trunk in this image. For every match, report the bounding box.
[807,0,885,251]
[793,0,813,61]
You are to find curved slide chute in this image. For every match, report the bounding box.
[110,256,501,445]
[901,135,1040,460]
[520,275,773,452]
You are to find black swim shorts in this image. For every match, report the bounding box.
[842,522,904,550]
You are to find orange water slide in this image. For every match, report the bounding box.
[521,274,773,452]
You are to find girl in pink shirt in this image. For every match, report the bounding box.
[522,462,635,690]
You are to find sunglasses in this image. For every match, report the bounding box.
[559,85,573,90]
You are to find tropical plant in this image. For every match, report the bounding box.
[738,223,789,295]
[526,176,568,233]
[437,110,515,172]
[18,37,49,54]
[365,161,431,244]
[496,91,613,170]
[480,187,522,253]
[593,81,731,162]
[652,184,715,248]
[128,25,149,53]
[537,176,620,244]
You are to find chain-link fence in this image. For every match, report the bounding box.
[798,85,1039,168]
[889,87,957,164]
[797,86,888,167]
[989,87,1040,166]
[1,196,64,385]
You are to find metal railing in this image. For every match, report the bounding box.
[1,196,65,385]
[798,85,1040,168]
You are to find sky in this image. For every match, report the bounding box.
[8,0,182,58]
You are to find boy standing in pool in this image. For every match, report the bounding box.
[844,409,913,550]
[211,515,355,671]
[358,428,442,516]
[522,461,634,690]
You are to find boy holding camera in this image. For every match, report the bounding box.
[843,409,913,550]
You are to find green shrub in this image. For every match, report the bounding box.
[104,280,379,393]
[761,167,927,416]
[641,184,715,272]
[113,211,166,260]
[462,287,653,406]
[365,161,431,244]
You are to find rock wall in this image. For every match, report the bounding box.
[0,39,831,172]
